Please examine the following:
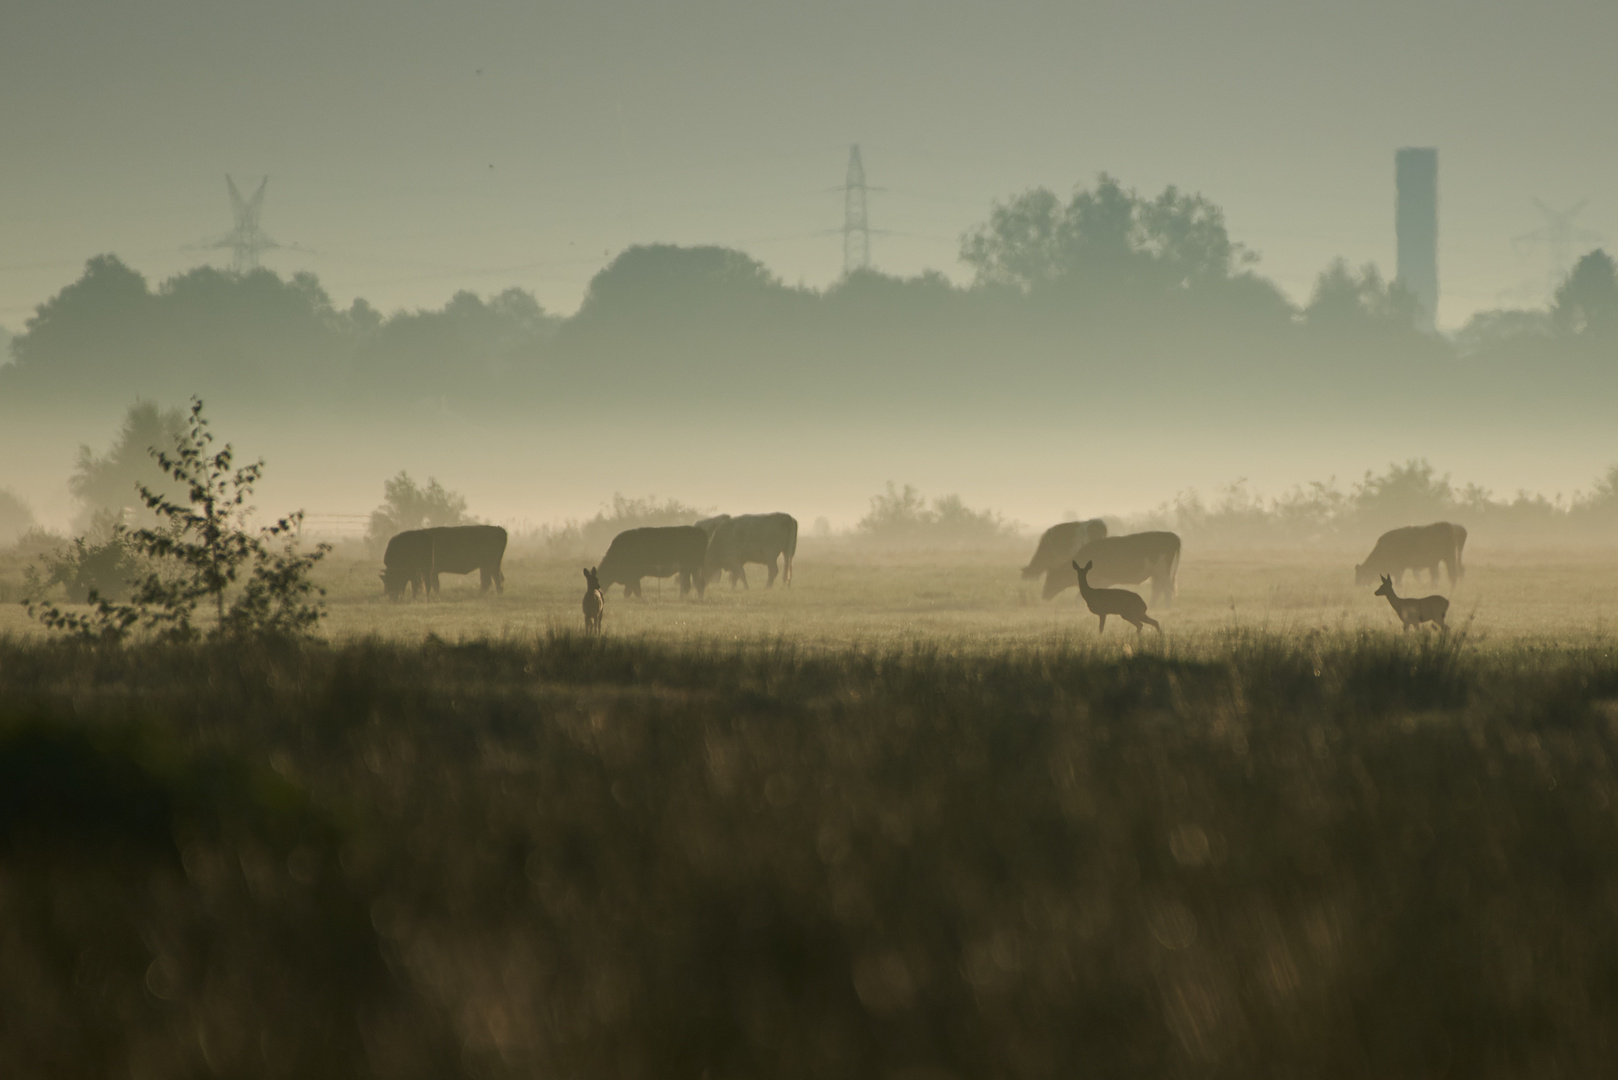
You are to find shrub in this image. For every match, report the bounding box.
[26,398,329,642]
[856,482,1019,547]
[365,472,470,554]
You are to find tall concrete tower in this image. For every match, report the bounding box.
[842,145,871,275]
[1395,148,1438,332]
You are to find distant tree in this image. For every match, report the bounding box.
[572,245,791,329]
[1454,308,1556,355]
[1352,459,1455,531]
[1303,260,1421,334]
[366,472,471,551]
[960,174,1255,295]
[69,402,189,527]
[7,255,154,376]
[856,483,1016,546]
[0,488,35,544]
[1553,249,1618,338]
[365,287,555,389]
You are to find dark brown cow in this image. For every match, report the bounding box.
[703,513,798,589]
[598,526,709,599]
[1354,523,1467,587]
[1071,531,1182,607]
[381,525,507,599]
[1022,519,1108,599]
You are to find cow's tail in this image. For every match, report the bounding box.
[784,516,798,586]
[1453,524,1467,582]
[1164,535,1182,606]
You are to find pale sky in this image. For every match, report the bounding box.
[3,0,1614,334]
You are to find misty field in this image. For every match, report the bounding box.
[6,545,1618,1077]
[9,541,1614,646]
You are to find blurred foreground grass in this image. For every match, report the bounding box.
[5,626,1618,1077]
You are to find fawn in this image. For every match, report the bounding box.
[1072,560,1161,634]
[582,567,604,635]
[1373,574,1448,631]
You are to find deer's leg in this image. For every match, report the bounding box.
[1142,614,1161,632]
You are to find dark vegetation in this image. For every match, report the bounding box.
[3,630,1618,1077]
[25,400,328,642]
[2,175,1613,425]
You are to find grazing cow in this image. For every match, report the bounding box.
[1355,522,1467,587]
[1073,559,1160,634]
[597,525,709,599]
[1071,531,1182,607]
[704,513,798,589]
[1023,519,1109,599]
[1374,574,1449,631]
[582,567,604,634]
[381,525,507,600]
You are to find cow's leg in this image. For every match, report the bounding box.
[737,566,750,590]
[679,572,691,598]
[495,568,505,595]
[479,568,492,594]
[765,557,779,588]
[1098,613,1107,633]
[626,579,641,599]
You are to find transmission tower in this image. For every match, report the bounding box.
[842,145,871,275]
[191,175,281,272]
[1513,198,1604,297]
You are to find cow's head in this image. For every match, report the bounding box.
[1353,562,1377,586]
[381,566,410,599]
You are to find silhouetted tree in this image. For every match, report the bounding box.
[960,174,1255,296]
[366,472,471,552]
[1304,260,1421,335]
[1554,249,1618,338]
[0,488,34,544]
[69,401,189,528]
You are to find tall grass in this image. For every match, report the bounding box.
[3,630,1618,1077]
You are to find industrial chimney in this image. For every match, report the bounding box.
[1395,148,1438,332]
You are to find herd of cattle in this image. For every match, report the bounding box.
[380,513,798,600]
[378,513,1470,632]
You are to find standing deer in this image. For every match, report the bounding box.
[582,567,605,635]
[1373,574,1448,631]
[1072,560,1161,634]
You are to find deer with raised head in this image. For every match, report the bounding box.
[1374,574,1448,631]
[1072,560,1161,634]
[582,567,604,635]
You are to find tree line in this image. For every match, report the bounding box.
[2,173,1614,418]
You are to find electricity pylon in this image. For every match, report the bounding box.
[843,145,871,275]
[1513,198,1604,297]
[190,175,281,272]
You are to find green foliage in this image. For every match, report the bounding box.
[26,398,329,642]
[366,472,470,552]
[857,482,1018,546]
[4,630,1618,1076]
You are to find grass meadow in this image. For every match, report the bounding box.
[5,542,1618,1077]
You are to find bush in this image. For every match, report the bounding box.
[366,472,470,554]
[27,512,145,602]
[536,493,710,560]
[26,398,329,642]
[856,482,1020,547]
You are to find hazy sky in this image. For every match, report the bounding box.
[3,0,1615,334]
